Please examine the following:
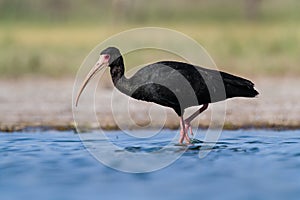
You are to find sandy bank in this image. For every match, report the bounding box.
[0,76,299,132]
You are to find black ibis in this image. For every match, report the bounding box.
[75,47,258,144]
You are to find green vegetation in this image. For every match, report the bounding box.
[0,0,299,77]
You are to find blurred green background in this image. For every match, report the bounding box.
[0,0,299,77]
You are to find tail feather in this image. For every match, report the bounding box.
[221,72,259,98]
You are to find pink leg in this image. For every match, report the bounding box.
[178,116,186,144]
[178,104,209,144]
[185,104,209,124]
[179,116,191,144]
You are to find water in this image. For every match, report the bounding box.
[1,130,300,200]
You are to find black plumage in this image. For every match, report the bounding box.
[104,47,258,116]
[75,47,259,143]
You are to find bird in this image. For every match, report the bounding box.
[75,47,259,144]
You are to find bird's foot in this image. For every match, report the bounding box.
[179,128,191,144]
[178,122,193,144]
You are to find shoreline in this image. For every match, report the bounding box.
[1,122,300,133]
[1,76,299,132]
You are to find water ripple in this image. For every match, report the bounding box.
[0,130,300,200]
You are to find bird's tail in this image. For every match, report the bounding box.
[221,72,259,98]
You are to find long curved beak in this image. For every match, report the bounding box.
[75,55,108,106]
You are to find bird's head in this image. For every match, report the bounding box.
[100,47,122,67]
[75,47,122,106]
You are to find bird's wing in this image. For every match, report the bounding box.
[131,83,179,108]
[195,66,259,98]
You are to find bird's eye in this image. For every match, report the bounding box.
[104,55,110,60]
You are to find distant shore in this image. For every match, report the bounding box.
[1,76,299,132]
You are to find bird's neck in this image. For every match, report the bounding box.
[109,60,132,95]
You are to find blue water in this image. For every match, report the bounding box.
[1,130,300,200]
